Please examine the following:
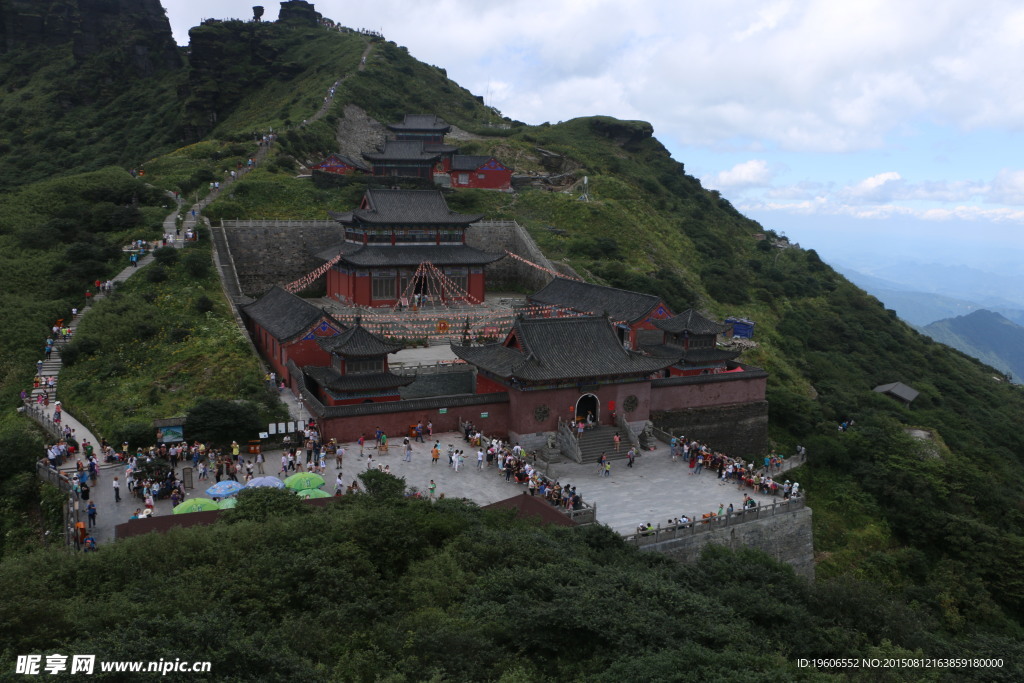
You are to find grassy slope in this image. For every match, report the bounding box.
[0,42,183,190]
[57,236,286,447]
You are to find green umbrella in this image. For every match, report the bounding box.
[284,472,326,491]
[296,488,331,499]
[173,498,219,514]
[218,498,238,509]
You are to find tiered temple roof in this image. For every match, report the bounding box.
[318,324,403,357]
[363,140,441,163]
[328,189,483,226]
[529,278,663,325]
[654,309,729,335]
[386,114,451,135]
[452,316,673,383]
[304,366,414,392]
[318,243,504,267]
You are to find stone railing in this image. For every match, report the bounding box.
[566,501,597,524]
[35,461,80,550]
[220,219,337,228]
[21,404,63,440]
[623,497,806,546]
[556,417,582,463]
[616,411,642,452]
[389,360,470,376]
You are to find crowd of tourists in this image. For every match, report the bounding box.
[629,435,804,535]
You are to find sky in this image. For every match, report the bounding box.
[164,0,1024,290]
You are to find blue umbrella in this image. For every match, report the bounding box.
[247,476,285,489]
[206,480,245,498]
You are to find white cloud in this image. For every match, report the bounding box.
[702,160,774,190]
[989,169,1024,205]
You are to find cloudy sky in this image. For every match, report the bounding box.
[164,1,1024,284]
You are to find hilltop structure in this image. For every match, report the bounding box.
[318,188,504,307]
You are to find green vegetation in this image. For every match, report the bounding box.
[57,235,285,449]
[0,7,183,189]
[5,490,1022,681]
[0,167,169,558]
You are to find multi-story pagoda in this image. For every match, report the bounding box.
[303,321,413,405]
[643,309,740,376]
[320,188,504,307]
[363,140,457,178]
[386,114,451,143]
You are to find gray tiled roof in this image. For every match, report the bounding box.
[304,366,414,392]
[424,143,458,154]
[387,114,451,132]
[654,309,728,335]
[363,140,441,162]
[318,324,403,357]
[529,278,664,324]
[873,382,919,403]
[451,316,674,382]
[316,241,361,262]
[330,189,483,226]
[242,286,332,342]
[641,345,740,364]
[315,154,370,172]
[450,155,493,171]
[336,244,505,268]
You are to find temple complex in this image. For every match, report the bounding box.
[318,188,504,307]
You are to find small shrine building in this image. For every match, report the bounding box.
[242,286,343,380]
[303,322,413,406]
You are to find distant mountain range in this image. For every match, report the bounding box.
[835,266,1024,327]
[921,310,1024,383]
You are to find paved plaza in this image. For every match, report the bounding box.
[66,429,801,546]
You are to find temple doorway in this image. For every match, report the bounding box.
[576,393,599,424]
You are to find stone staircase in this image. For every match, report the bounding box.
[577,425,627,464]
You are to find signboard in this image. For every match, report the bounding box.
[259,432,270,439]
[277,422,286,434]
[156,425,184,443]
[439,408,448,414]
[480,412,489,418]
[268,423,277,435]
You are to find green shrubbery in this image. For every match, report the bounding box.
[1,496,1021,680]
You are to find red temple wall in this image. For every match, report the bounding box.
[319,401,509,443]
[453,169,512,190]
[649,374,767,411]
[506,381,652,434]
[476,374,506,394]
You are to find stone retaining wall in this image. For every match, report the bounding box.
[652,400,769,456]
[639,505,814,580]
